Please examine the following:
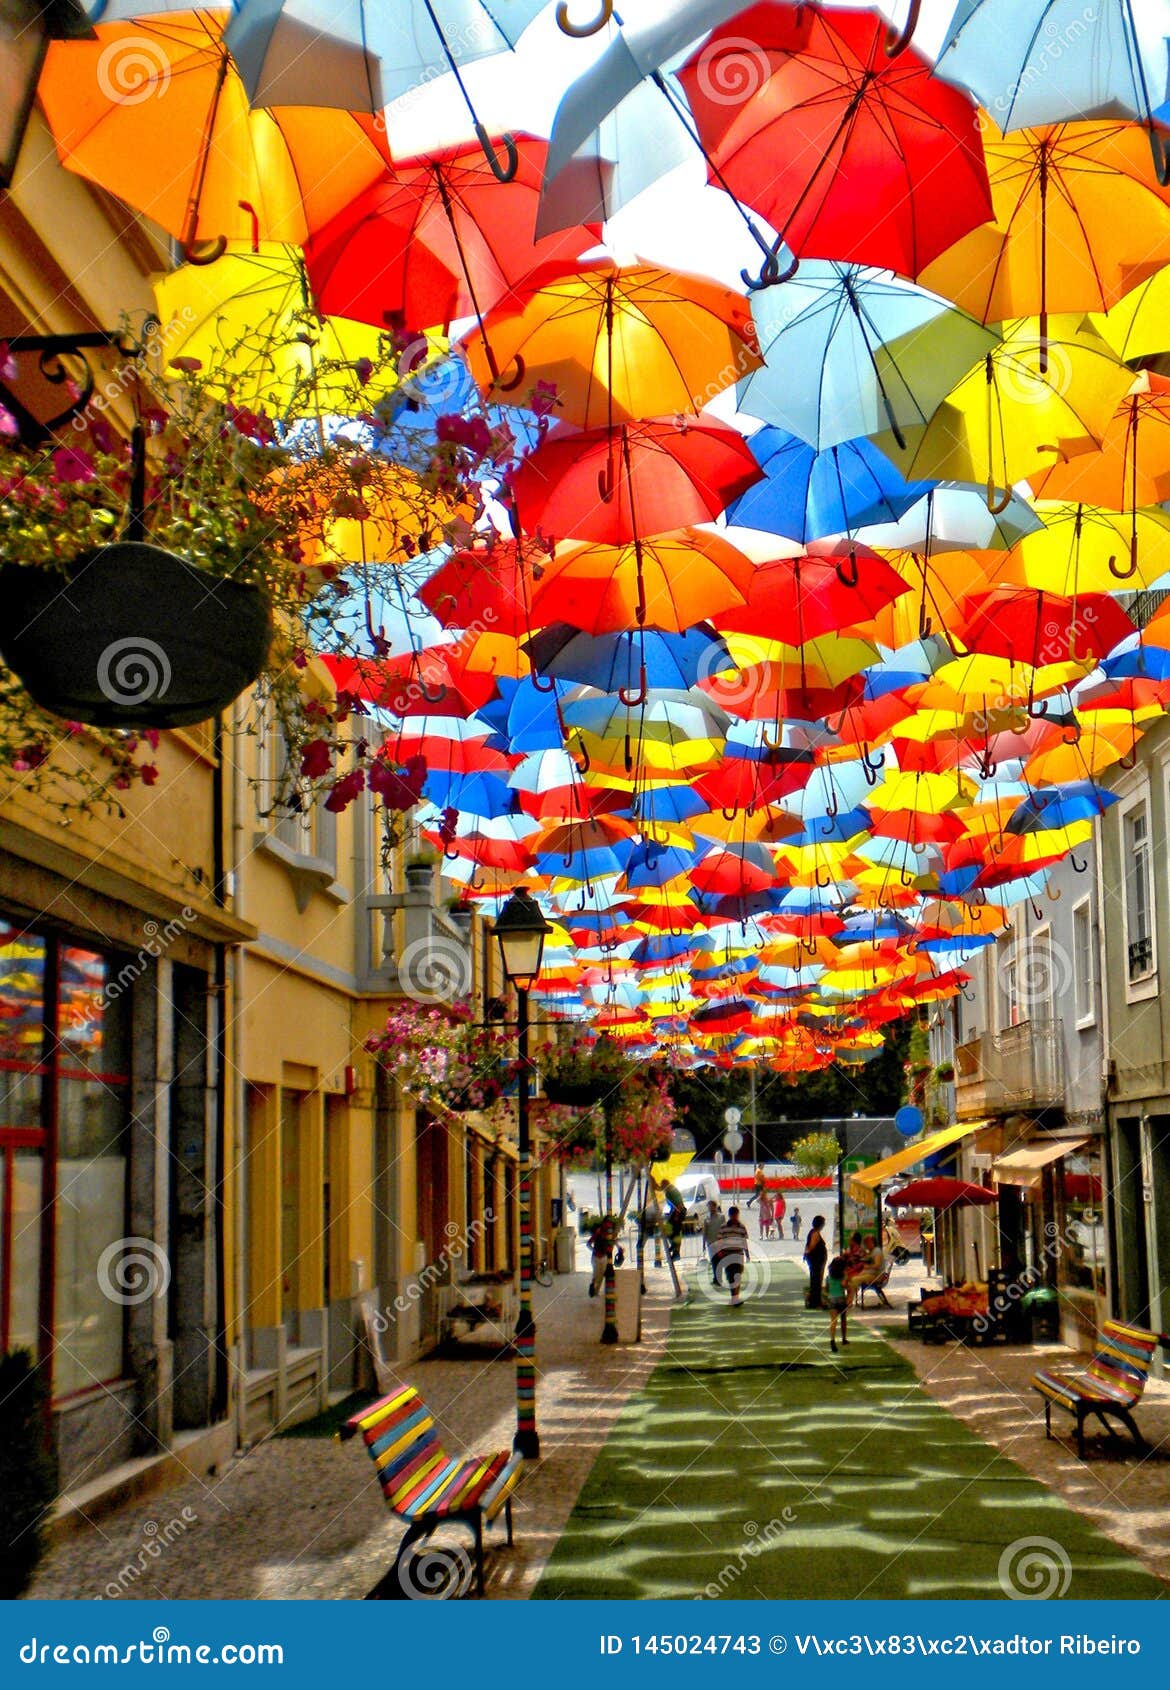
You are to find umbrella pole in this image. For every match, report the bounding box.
[430,162,500,380]
[421,0,519,180]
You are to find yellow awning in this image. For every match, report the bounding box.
[848,1121,989,1203]
[992,1136,1089,1187]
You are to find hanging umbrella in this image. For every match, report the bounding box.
[525,527,762,636]
[710,543,910,642]
[152,245,424,416]
[726,427,934,544]
[510,416,761,544]
[738,262,997,452]
[523,625,731,693]
[39,12,387,256]
[874,317,1132,505]
[679,4,992,283]
[933,0,1170,142]
[1031,373,1170,512]
[955,588,1136,667]
[303,137,599,351]
[462,262,761,427]
[227,0,546,178]
[854,483,1044,555]
[919,120,1170,355]
[1001,502,1170,592]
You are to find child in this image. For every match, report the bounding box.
[826,1253,849,1352]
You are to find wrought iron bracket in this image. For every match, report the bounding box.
[2,323,156,441]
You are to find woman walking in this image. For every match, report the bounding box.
[803,1213,828,1309]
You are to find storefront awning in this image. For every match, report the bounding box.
[992,1136,1089,1187]
[848,1120,989,1202]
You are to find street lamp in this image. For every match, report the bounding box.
[493,888,551,1460]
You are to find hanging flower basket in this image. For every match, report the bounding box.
[541,1077,599,1107]
[0,542,272,729]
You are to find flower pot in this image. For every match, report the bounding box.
[0,543,271,729]
[447,907,473,933]
[405,864,435,893]
[541,1078,597,1107]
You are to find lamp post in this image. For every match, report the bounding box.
[493,888,551,1460]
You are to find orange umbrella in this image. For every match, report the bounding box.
[462,262,761,428]
[39,13,386,254]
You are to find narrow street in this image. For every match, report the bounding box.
[31,1237,1170,1602]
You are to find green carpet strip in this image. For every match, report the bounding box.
[536,1263,1163,1601]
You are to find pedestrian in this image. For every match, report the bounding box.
[790,1206,802,1242]
[714,1205,750,1307]
[803,1213,828,1308]
[746,1162,766,1208]
[826,1253,849,1352]
[587,1213,617,1298]
[702,1199,724,1284]
[636,1185,662,1292]
[758,1190,774,1240]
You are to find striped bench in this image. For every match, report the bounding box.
[1032,1320,1158,1459]
[340,1387,524,1598]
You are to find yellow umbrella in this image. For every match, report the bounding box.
[154,245,441,417]
[920,120,1170,327]
[1093,266,1170,362]
[1001,502,1170,591]
[875,317,1131,505]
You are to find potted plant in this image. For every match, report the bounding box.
[537,1031,627,1107]
[933,1061,955,1084]
[445,895,474,933]
[405,848,438,893]
[533,1100,602,1168]
[364,998,519,1113]
[607,1075,676,1165]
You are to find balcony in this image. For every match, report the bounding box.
[954,1018,1065,1118]
[361,887,474,998]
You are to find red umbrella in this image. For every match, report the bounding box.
[509,416,761,545]
[417,539,544,637]
[325,649,499,716]
[678,4,992,282]
[712,543,910,642]
[955,587,1136,667]
[888,1177,998,1210]
[304,136,599,341]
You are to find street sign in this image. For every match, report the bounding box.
[723,1129,744,1154]
[894,1105,923,1137]
[724,1106,742,1127]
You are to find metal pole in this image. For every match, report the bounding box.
[750,1067,758,1167]
[601,1101,618,1343]
[513,986,539,1457]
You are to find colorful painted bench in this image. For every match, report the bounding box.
[340,1386,524,1598]
[1031,1319,1159,1459]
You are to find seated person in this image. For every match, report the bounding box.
[845,1235,887,1304]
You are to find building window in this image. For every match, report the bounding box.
[1124,804,1154,982]
[1072,898,1096,1026]
[264,709,338,869]
[0,922,131,1401]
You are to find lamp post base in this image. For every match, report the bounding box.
[513,1429,541,1459]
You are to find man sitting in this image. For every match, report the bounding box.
[846,1235,889,1306]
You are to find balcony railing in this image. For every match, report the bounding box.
[954,1018,1065,1117]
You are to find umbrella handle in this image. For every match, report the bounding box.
[742,248,800,293]
[1046,880,1062,903]
[1150,124,1170,187]
[862,749,883,784]
[467,865,486,892]
[918,607,932,639]
[816,863,831,890]
[475,124,520,183]
[444,846,462,862]
[884,0,921,57]
[1107,540,1140,581]
[420,679,449,705]
[721,807,739,822]
[598,462,615,504]
[180,234,228,267]
[1119,746,1138,771]
[1070,852,1088,873]
[985,479,1012,516]
[556,0,614,37]
[835,549,860,589]
[1028,697,1048,719]
[530,670,559,693]
[493,353,528,394]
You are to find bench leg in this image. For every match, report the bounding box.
[1076,1408,1086,1460]
[367,1521,430,1600]
[505,1496,514,1549]
[1092,1407,1147,1454]
[1043,1401,1051,1440]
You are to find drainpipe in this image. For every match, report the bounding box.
[211,716,229,1424]
[1093,813,1116,1319]
[230,699,250,1454]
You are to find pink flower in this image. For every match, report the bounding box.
[51,446,96,483]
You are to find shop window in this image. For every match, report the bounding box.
[0,923,131,1400]
[1054,1147,1106,1301]
[1124,803,1155,983]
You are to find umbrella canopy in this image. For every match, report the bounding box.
[40,13,386,253]
[679,4,992,279]
[463,262,761,427]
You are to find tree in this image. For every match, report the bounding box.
[790,1130,843,1178]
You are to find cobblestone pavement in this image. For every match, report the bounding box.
[29,1240,1170,1599]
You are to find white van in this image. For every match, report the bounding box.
[671,1172,722,1230]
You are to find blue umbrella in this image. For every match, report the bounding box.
[524,624,729,692]
[738,263,998,452]
[934,1,1170,139]
[421,769,518,817]
[727,427,934,543]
